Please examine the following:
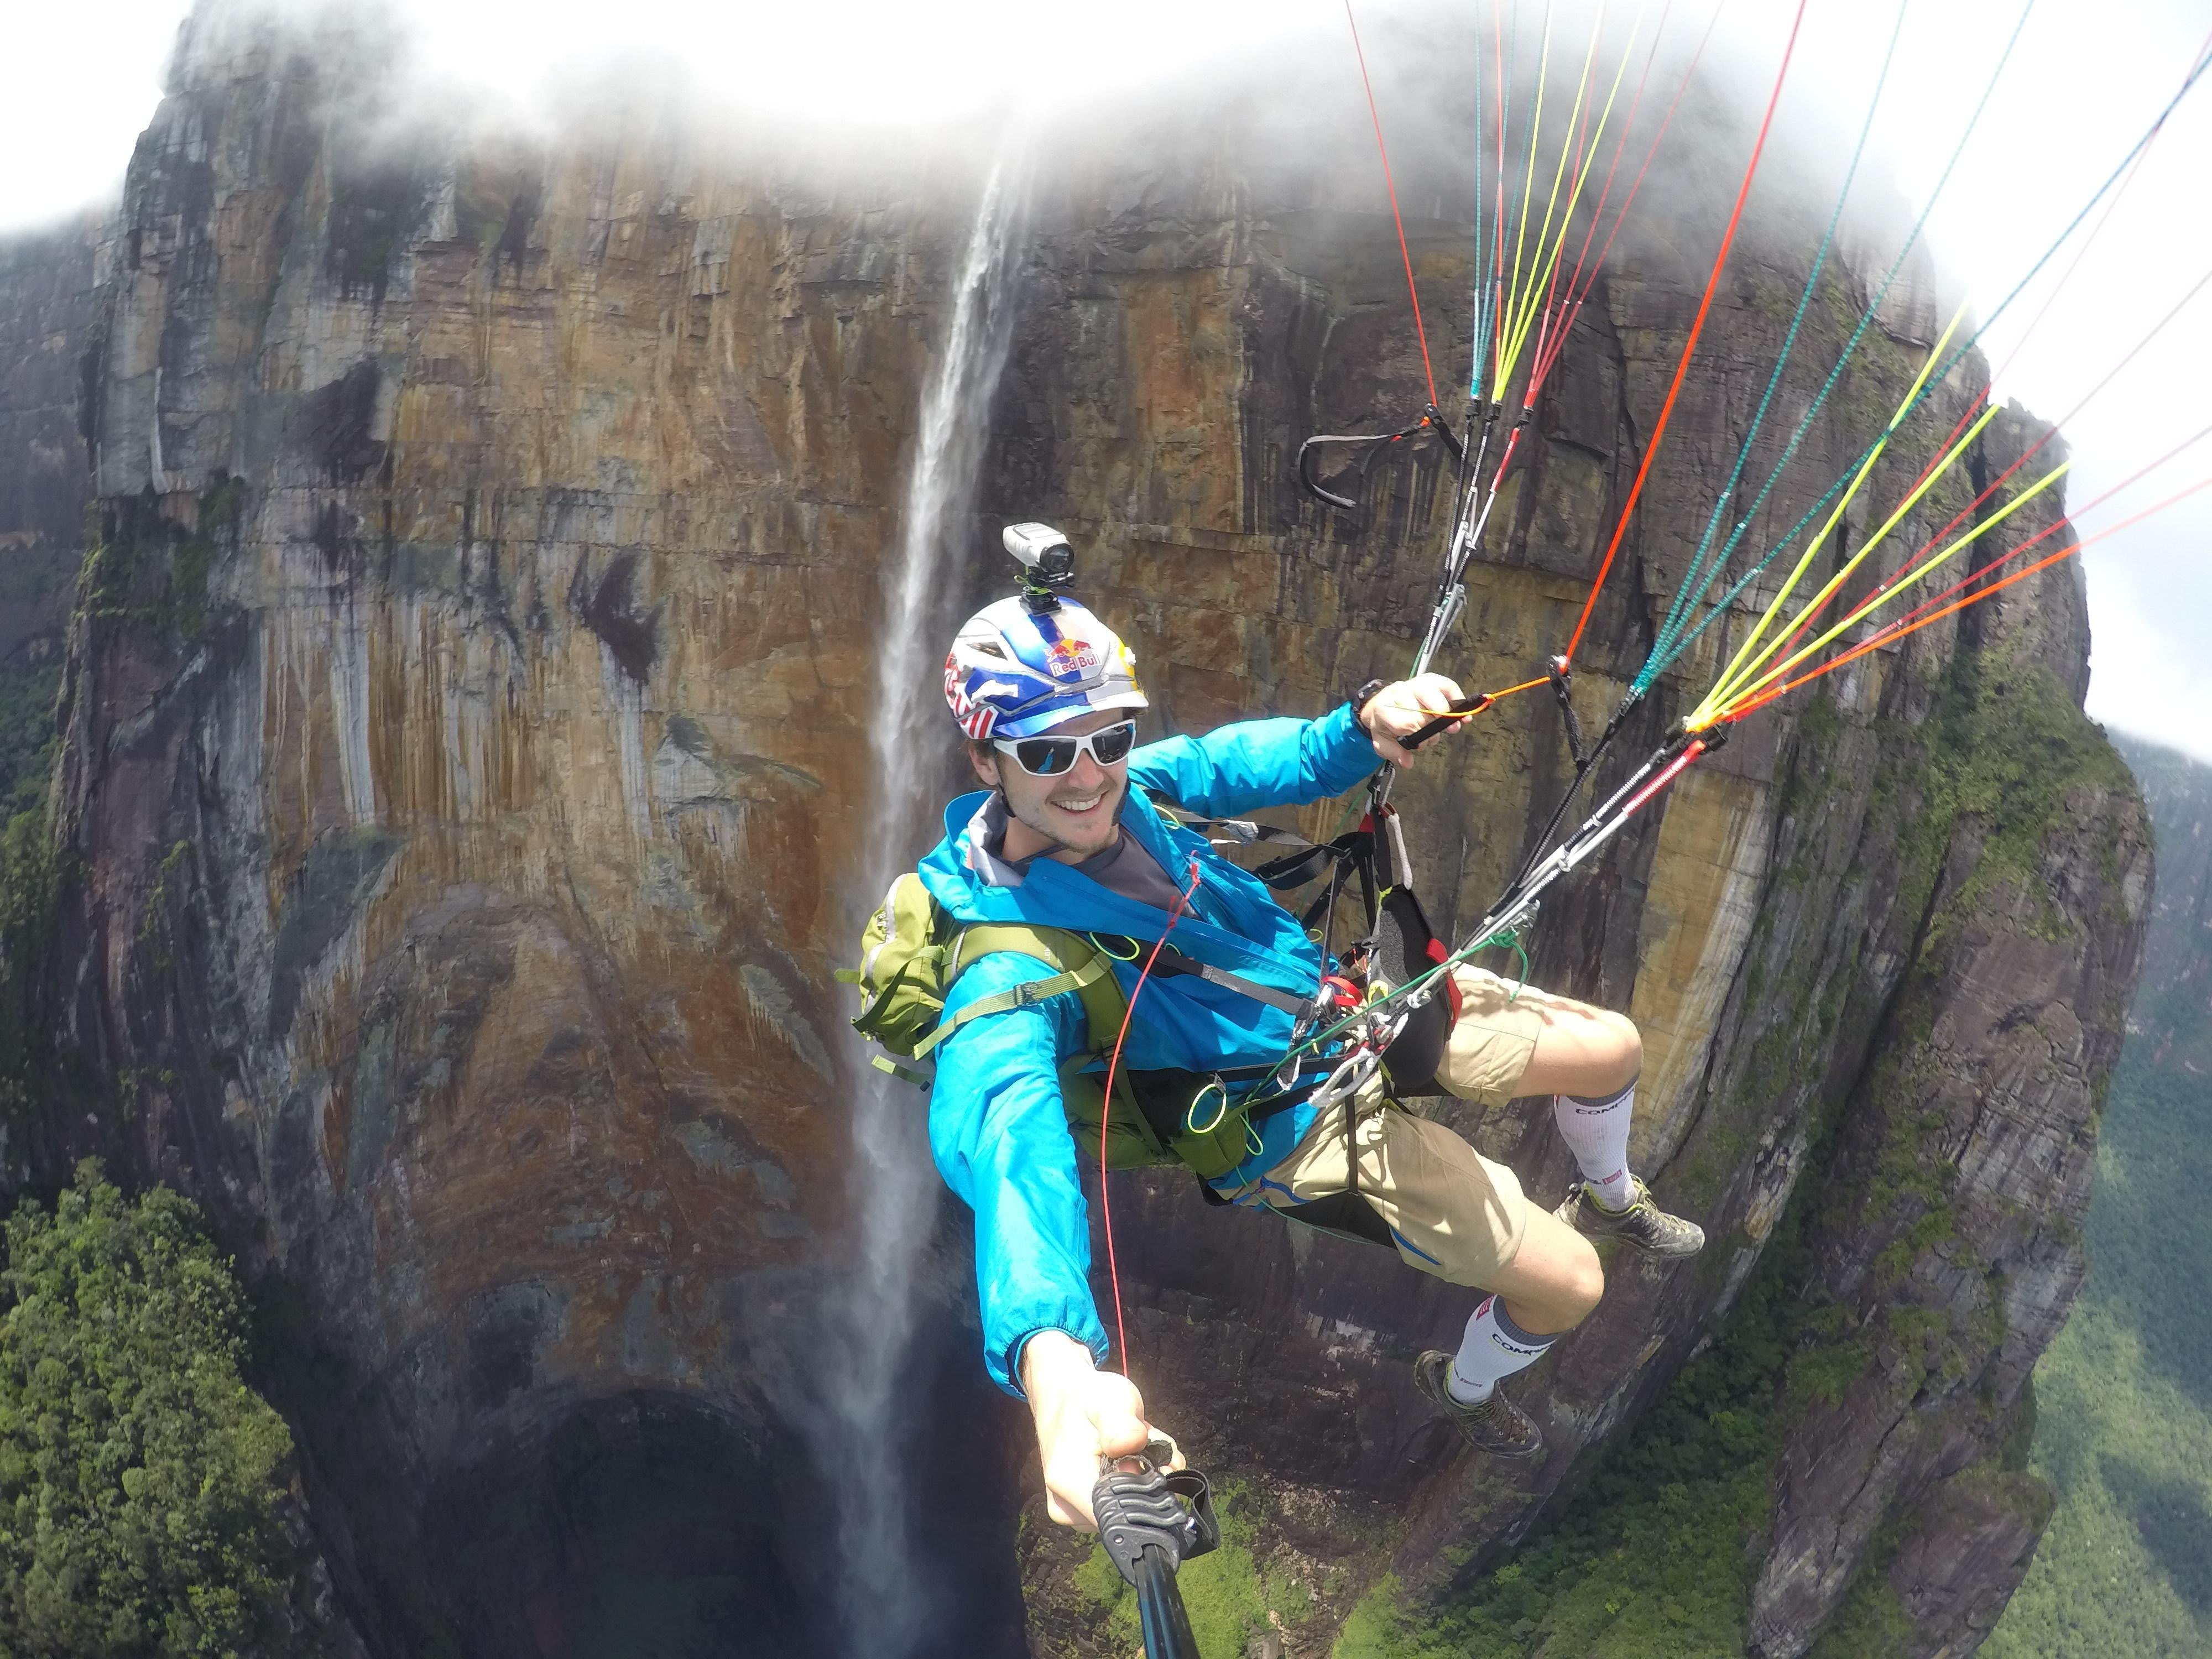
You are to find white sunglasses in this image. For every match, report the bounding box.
[990,720,1139,776]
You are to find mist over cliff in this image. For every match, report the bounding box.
[0,3,2149,1655]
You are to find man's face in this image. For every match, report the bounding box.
[971,706,1131,862]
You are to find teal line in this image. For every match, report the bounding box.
[1645,0,1910,679]
[1653,14,2210,703]
[1631,0,2036,693]
[1472,3,1490,399]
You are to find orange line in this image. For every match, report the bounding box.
[1721,472,2212,722]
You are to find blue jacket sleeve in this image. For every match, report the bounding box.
[1127,702,1375,816]
[927,951,1110,1395]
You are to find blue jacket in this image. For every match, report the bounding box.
[921,704,1378,1392]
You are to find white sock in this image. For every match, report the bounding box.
[1447,1295,1556,1404]
[1554,1080,1636,1212]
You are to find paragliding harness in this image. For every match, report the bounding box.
[836,771,1469,1180]
[1172,722,1475,1223]
[843,870,1331,1181]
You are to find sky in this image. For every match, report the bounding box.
[2,0,2206,760]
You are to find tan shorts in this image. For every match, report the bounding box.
[1242,1093,1529,1284]
[1436,962,1584,1107]
[1223,964,1567,1285]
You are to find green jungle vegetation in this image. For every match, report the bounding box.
[0,530,316,1653]
[1331,1212,1838,1659]
[1985,736,2212,1659]
[0,1163,313,1657]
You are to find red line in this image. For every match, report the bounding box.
[1535,2,1725,396]
[1347,1,1439,410]
[1097,858,1202,1372]
[1747,25,2212,690]
[1886,417,2212,632]
[1525,41,1604,390]
[1623,740,1705,816]
[1564,0,1804,664]
[1545,2,1674,354]
[1722,472,2212,721]
[1764,389,1990,670]
[1773,254,2212,668]
[1526,3,1674,398]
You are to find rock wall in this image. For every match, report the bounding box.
[1,3,2148,1653]
[2115,733,2212,1073]
[0,211,102,1186]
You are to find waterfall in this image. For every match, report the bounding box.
[816,156,1027,1656]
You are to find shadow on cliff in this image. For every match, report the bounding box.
[251,1278,1032,1657]
[2099,1455,2212,1619]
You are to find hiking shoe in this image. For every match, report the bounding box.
[1555,1177,1706,1258]
[1412,1350,1545,1460]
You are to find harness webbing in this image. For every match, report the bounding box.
[913,948,1115,1058]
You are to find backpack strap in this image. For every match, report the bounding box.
[913,924,1128,1060]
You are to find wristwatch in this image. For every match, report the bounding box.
[1347,678,1386,733]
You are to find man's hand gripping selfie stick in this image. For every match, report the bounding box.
[1091,1437,1221,1659]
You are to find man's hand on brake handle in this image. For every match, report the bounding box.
[1358,672,1473,766]
[1020,1331,1184,1529]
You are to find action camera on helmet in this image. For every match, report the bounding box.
[1004,522,1077,611]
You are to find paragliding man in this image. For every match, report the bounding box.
[876,526,1704,1530]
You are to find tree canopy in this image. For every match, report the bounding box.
[0,1161,309,1657]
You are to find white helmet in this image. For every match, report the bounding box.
[943,596,1147,740]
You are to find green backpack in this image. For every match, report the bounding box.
[837,873,1258,1178]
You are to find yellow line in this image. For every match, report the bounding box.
[1501,0,1558,374]
[1721,456,2072,706]
[1499,3,1607,383]
[1743,400,2007,680]
[1690,299,1969,726]
[1501,5,1651,386]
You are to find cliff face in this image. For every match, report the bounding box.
[0,211,101,1183]
[2115,734,2212,1073]
[1,4,2148,1654]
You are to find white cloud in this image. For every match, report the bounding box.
[3,0,2207,764]
[0,0,189,232]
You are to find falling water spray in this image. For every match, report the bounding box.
[815,155,1029,1655]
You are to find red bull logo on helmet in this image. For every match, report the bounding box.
[1044,635,1100,681]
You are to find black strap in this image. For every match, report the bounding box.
[1280,1190,1395,1251]
[1402,694,1493,753]
[1548,655,1589,771]
[1297,404,1468,513]
[1152,802,1354,895]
